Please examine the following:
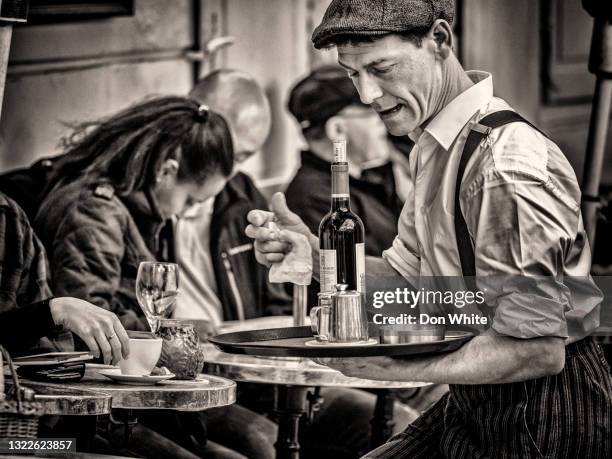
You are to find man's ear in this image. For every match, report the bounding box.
[324,116,348,142]
[430,19,454,60]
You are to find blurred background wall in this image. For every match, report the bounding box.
[0,0,610,196]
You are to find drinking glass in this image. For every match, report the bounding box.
[136,262,179,332]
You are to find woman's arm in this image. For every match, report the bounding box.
[48,197,147,331]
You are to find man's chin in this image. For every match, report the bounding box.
[382,119,413,136]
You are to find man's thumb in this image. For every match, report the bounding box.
[270,192,299,224]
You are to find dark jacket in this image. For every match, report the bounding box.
[35,173,289,330]
[210,172,290,320]
[286,151,402,256]
[35,180,159,331]
[0,300,56,354]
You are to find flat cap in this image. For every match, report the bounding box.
[312,0,454,49]
[288,65,366,130]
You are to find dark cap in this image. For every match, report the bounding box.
[312,0,454,49]
[287,65,366,130]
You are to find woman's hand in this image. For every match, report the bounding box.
[49,297,130,365]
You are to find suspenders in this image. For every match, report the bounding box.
[454,110,546,288]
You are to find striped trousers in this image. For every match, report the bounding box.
[364,338,612,458]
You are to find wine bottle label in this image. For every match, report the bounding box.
[319,249,337,293]
[356,243,365,293]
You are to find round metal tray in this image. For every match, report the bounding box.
[208,326,472,358]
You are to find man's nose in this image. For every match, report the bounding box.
[357,74,383,105]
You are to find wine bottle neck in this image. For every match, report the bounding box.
[331,162,350,209]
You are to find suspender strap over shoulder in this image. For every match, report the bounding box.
[455,110,546,288]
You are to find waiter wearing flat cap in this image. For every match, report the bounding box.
[246,0,612,457]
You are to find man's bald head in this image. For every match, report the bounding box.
[190,69,271,164]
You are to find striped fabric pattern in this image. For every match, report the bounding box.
[364,338,612,458]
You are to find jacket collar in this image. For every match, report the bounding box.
[300,150,331,173]
[120,188,165,249]
[300,150,394,186]
[212,172,253,217]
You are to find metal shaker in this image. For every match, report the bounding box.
[330,284,369,343]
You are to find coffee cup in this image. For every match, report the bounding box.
[118,338,162,375]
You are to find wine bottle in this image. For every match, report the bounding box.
[318,140,366,294]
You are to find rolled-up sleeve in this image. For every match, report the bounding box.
[382,185,420,283]
[462,125,599,339]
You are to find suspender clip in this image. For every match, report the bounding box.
[471,123,492,136]
[472,123,493,149]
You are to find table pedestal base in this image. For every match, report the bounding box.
[370,389,396,450]
[272,386,397,458]
[274,386,309,459]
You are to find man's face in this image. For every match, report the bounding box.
[337,34,440,136]
[233,104,271,165]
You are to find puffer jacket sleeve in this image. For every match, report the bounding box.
[49,196,146,330]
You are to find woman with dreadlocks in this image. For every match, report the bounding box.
[36,96,233,331]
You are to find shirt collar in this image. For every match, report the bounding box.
[415,71,493,150]
[180,197,215,220]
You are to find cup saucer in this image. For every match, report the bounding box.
[98,368,175,385]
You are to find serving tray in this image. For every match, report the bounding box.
[209,326,472,358]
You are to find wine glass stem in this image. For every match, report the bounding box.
[151,316,159,334]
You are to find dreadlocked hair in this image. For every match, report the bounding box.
[51,96,234,196]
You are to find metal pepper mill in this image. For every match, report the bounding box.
[581,0,612,245]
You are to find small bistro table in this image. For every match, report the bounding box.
[17,370,237,453]
[204,344,429,459]
[17,383,112,417]
[22,373,236,412]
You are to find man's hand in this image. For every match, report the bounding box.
[246,192,318,267]
[50,297,130,365]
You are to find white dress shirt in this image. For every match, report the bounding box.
[173,198,223,326]
[382,71,601,341]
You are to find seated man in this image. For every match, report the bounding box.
[0,191,128,363]
[186,69,417,459]
[178,69,291,327]
[285,65,403,257]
